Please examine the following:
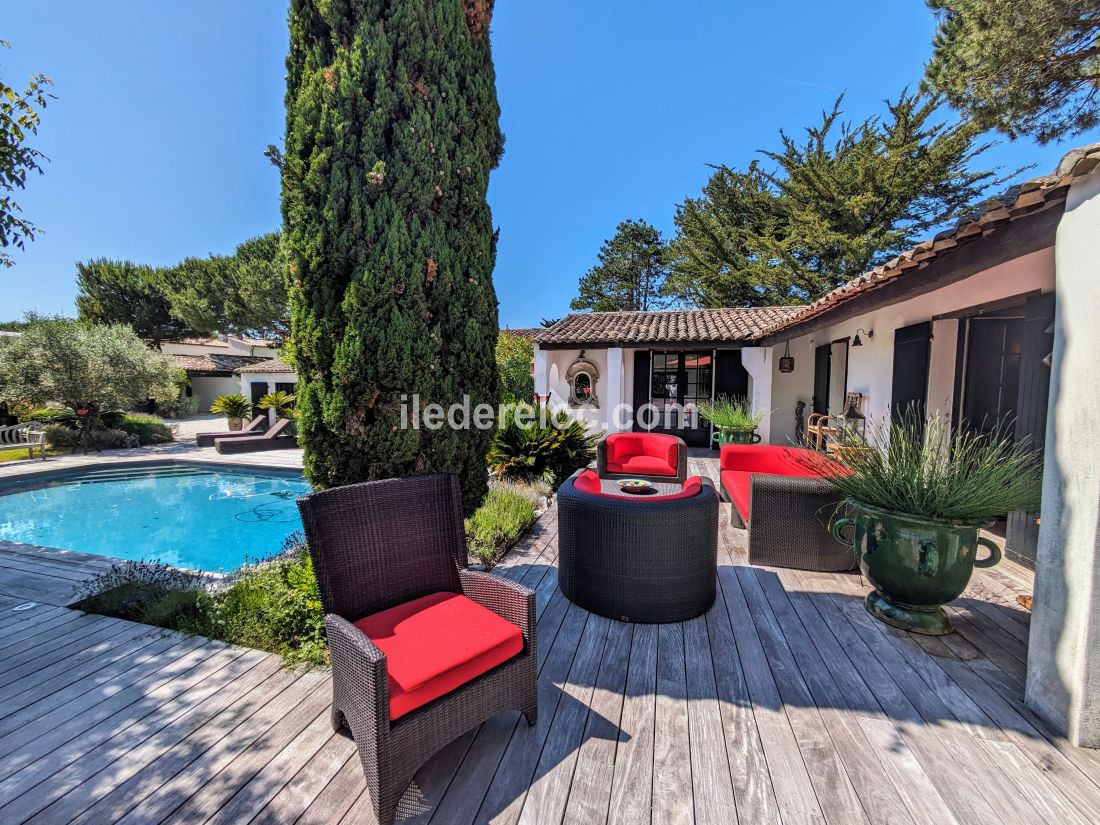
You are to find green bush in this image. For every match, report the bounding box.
[156,394,199,418]
[118,413,174,445]
[488,406,599,486]
[75,546,326,668]
[22,407,77,427]
[465,482,542,566]
[86,428,135,450]
[44,424,80,449]
[211,552,326,667]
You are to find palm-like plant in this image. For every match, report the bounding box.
[488,406,599,487]
[697,395,766,431]
[257,390,296,419]
[209,394,252,421]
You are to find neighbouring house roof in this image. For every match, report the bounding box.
[236,357,296,375]
[761,142,1100,338]
[230,336,284,348]
[501,327,541,341]
[534,306,803,347]
[175,337,230,348]
[170,353,266,375]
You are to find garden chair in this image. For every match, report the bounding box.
[0,422,46,460]
[195,414,267,447]
[296,474,537,825]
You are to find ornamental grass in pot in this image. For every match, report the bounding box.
[698,395,766,446]
[824,411,1042,635]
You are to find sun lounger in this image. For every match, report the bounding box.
[196,415,267,447]
[214,417,296,454]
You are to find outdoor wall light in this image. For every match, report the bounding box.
[852,328,873,347]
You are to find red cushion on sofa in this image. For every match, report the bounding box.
[720,470,752,521]
[606,454,677,477]
[354,592,524,721]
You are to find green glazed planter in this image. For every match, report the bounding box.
[711,427,761,447]
[832,499,1002,635]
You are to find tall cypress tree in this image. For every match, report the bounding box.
[282,0,503,512]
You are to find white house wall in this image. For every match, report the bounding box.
[765,247,1055,445]
[542,348,611,430]
[189,376,239,414]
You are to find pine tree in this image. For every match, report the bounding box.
[924,0,1100,144]
[282,0,503,513]
[666,92,1007,306]
[570,219,672,312]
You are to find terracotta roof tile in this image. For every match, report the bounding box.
[236,357,295,374]
[534,306,803,346]
[170,354,265,373]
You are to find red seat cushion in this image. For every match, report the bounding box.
[354,592,524,721]
[720,470,752,521]
[719,445,842,478]
[606,454,677,477]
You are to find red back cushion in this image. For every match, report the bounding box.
[719,445,842,478]
[573,469,702,501]
[605,432,680,467]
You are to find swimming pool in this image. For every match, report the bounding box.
[0,464,313,572]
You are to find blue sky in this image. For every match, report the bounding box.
[2,1,1095,326]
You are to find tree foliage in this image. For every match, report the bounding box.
[497,331,534,403]
[666,92,1007,307]
[924,0,1100,144]
[165,233,288,338]
[283,0,504,513]
[571,219,672,312]
[0,315,177,417]
[76,260,194,345]
[0,40,53,267]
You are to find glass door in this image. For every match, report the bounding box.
[649,350,713,447]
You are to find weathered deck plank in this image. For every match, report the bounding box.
[0,485,1098,825]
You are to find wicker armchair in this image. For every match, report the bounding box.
[296,474,538,825]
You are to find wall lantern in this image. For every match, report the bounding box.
[852,328,874,347]
[778,342,795,373]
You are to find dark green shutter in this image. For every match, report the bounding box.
[713,350,748,399]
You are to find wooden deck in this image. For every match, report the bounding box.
[1,461,1099,823]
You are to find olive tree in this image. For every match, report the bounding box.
[0,316,177,440]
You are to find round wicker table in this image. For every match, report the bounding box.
[556,470,719,623]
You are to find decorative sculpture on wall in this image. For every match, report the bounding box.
[795,400,806,446]
[565,351,600,408]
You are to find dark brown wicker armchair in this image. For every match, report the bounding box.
[296,474,537,825]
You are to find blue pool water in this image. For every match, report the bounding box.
[0,465,313,572]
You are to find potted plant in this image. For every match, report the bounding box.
[698,395,766,446]
[823,411,1042,635]
[209,394,252,431]
[258,390,297,434]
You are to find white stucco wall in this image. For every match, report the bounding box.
[764,247,1055,444]
[542,348,611,430]
[1026,170,1100,746]
[189,376,240,414]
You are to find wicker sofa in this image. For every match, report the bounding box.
[596,432,688,483]
[719,444,854,572]
[296,474,537,825]
[558,468,718,622]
